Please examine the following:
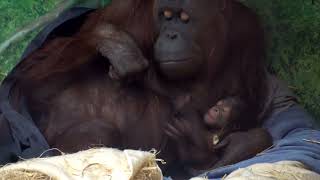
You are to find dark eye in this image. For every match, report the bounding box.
[163,10,173,20]
[180,11,190,23]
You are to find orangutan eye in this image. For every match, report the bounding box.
[180,11,190,23]
[163,10,173,20]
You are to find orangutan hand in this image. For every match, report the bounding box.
[165,111,216,166]
[92,24,149,80]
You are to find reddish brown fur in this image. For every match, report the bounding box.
[11,0,269,177]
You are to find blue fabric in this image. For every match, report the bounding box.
[0,7,93,164]
[200,105,320,179]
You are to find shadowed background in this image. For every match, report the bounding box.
[0,0,319,121]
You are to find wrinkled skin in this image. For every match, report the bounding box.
[11,0,270,178]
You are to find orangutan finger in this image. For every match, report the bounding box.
[166,123,183,139]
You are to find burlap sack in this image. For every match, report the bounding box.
[0,148,163,180]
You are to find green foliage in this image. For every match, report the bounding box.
[0,0,112,81]
[0,0,319,121]
[242,0,320,120]
[0,0,57,81]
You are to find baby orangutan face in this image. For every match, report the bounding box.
[204,100,232,128]
[204,97,245,131]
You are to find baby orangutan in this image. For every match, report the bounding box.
[165,96,273,175]
[204,97,272,168]
[204,97,247,138]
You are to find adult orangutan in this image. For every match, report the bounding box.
[11,0,272,177]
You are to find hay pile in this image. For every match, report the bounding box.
[191,161,320,180]
[0,148,163,180]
